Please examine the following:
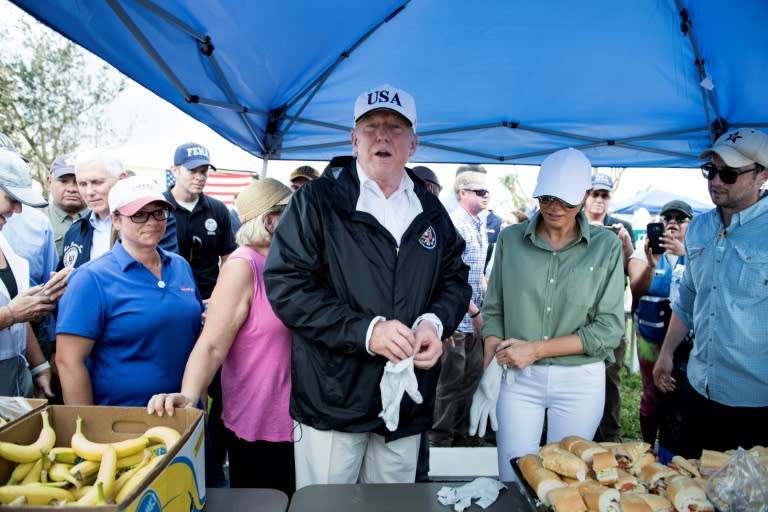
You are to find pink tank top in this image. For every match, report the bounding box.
[221,246,293,442]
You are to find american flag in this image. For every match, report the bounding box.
[203,170,255,206]
[164,168,176,189]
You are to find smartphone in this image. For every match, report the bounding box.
[647,222,665,254]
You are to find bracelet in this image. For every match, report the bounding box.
[5,305,16,326]
[30,361,51,377]
[470,311,481,318]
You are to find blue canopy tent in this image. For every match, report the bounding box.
[611,189,713,216]
[9,0,768,172]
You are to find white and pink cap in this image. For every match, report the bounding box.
[108,176,174,216]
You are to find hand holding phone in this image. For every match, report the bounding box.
[647,222,665,254]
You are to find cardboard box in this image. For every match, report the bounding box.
[0,398,48,434]
[0,405,205,510]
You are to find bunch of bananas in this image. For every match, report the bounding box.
[0,411,181,506]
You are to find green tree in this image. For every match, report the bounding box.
[0,14,126,196]
[500,171,529,211]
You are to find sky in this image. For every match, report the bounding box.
[2,0,714,218]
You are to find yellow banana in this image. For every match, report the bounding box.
[0,484,73,505]
[19,456,44,485]
[113,449,153,497]
[0,410,56,463]
[48,446,80,464]
[48,462,81,487]
[70,448,147,481]
[114,455,164,504]
[6,460,35,485]
[71,484,92,500]
[75,444,117,505]
[143,426,181,452]
[71,416,148,461]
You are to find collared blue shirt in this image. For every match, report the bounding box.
[451,207,487,332]
[56,242,203,406]
[4,208,58,287]
[674,194,768,407]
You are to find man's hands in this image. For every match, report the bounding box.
[370,318,443,370]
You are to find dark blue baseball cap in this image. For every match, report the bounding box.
[173,142,216,170]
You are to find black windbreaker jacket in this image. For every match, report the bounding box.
[264,156,470,440]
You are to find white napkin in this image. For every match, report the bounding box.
[437,477,507,511]
[378,356,423,431]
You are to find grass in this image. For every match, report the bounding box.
[620,315,642,441]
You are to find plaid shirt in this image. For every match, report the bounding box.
[451,207,488,332]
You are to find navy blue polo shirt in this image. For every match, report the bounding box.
[163,192,237,299]
[56,242,203,406]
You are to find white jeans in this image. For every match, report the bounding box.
[495,362,606,481]
[294,423,420,490]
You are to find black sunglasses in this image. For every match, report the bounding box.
[464,188,490,198]
[662,214,689,223]
[119,209,169,224]
[701,162,760,185]
[536,195,579,209]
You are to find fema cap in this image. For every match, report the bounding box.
[699,128,768,168]
[590,173,614,192]
[0,149,48,207]
[354,84,417,130]
[532,148,593,206]
[108,176,174,216]
[173,142,216,171]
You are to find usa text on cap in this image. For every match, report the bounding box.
[354,84,417,129]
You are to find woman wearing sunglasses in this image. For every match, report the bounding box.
[469,148,625,481]
[56,176,202,407]
[627,200,692,460]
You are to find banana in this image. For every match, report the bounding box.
[70,448,147,481]
[19,456,44,485]
[113,449,152,496]
[6,460,35,485]
[75,444,118,505]
[48,462,81,487]
[143,426,182,452]
[48,446,80,464]
[71,416,148,461]
[0,484,73,505]
[0,410,56,463]
[114,455,164,504]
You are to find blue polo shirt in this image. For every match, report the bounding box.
[56,242,203,406]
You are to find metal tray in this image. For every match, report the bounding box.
[510,456,551,512]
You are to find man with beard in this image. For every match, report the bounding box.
[654,128,768,457]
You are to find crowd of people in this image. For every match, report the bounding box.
[1,85,766,493]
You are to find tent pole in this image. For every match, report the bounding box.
[261,157,269,179]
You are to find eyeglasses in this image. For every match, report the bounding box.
[701,162,760,185]
[536,195,580,209]
[589,190,611,199]
[662,214,690,224]
[121,209,169,224]
[463,188,490,198]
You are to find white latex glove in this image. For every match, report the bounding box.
[379,356,423,431]
[437,477,507,511]
[468,359,503,437]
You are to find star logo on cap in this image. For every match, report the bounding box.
[726,131,743,143]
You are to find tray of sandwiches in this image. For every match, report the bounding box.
[512,435,768,512]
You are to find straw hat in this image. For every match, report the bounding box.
[236,178,292,224]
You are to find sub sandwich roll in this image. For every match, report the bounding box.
[665,476,714,512]
[548,486,587,512]
[699,449,729,477]
[620,494,654,512]
[638,462,680,494]
[570,439,609,464]
[542,447,590,481]
[613,470,646,493]
[592,451,620,485]
[670,455,701,479]
[634,493,674,512]
[560,435,590,452]
[580,484,620,512]
[610,441,651,469]
[628,452,656,476]
[517,454,566,506]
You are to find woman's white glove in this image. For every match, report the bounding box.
[468,358,503,437]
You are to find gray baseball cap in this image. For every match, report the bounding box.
[0,149,48,207]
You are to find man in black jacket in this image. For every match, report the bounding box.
[264,84,470,488]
